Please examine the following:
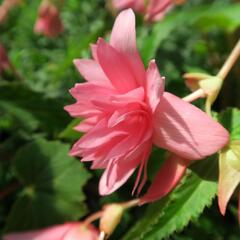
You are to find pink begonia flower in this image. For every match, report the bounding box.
[64,9,229,202]
[112,0,186,22]
[3,222,99,240]
[0,43,11,74]
[34,0,63,38]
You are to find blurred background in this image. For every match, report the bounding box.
[0,0,240,239]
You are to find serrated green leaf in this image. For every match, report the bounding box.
[218,108,240,141]
[4,138,90,232]
[123,157,218,240]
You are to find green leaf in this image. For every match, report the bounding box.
[218,108,240,141]
[58,118,83,141]
[123,157,218,240]
[140,3,240,63]
[5,138,90,232]
[0,82,70,134]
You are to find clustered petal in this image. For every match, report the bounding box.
[65,9,229,202]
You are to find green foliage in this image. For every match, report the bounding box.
[0,82,69,134]
[140,3,240,63]
[218,108,240,141]
[123,157,218,240]
[59,118,83,141]
[4,139,90,232]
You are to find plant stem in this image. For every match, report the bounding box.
[0,181,20,200]
[182,88,205,102]
[121,198,140,209]
[83,211,103,226]
[217,39,240,80]
[182,39,240,103]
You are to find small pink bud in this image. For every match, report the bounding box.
[34,0,63,38]
[100,204,124,237]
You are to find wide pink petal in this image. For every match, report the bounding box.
[73,59,111,87]
[153,92,229,160]
[97,38,138,93]
[3,223,73,240]
[64,223,99,240]
[110,9,145,86]
[146,60,165,112]
[140,155,189,204]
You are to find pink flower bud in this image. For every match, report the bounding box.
[34,0,63,38]
[183,72,224,114]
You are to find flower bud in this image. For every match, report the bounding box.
[34,0,63,38]
[100,204,124,238]
[183,72,223,114]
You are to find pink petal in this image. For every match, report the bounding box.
[153,92,229,160]
[110,9,136,53]
[3,223,73,240]
[70,119,128,154]
[99,161,135,195]
[140,155,189,204]
[64,223,99,240]
[146,60,165,112]
[99,141,152,195]
[74,116,102,132]
[69,83,116,101]
[90,44,98,61]
[64,103,101,118]
[110,9,146,86]
[97,38,138,93]
[73,59,111,87]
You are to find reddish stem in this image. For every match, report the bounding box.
[0,181,20,200]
